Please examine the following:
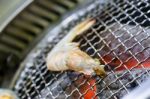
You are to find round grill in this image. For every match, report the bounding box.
[14,0,150,98]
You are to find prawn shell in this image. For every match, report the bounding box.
[47,52,69,71]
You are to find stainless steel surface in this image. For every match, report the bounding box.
[123,78,150,99]
[14,0,150,98]
[0,0,33,32]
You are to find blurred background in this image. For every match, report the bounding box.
[0,0,87,87]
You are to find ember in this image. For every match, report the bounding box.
[103,56,150,71]
[71,75,97,99]
[91,23,150,72]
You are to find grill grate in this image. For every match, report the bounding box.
[14,0,150,99]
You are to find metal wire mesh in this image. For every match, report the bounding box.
[14,0,150,99]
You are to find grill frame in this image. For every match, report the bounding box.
[14,0,150,98]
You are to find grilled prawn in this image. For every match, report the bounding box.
[46,19,106,77]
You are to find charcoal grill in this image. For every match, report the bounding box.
[11,0,150,98]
